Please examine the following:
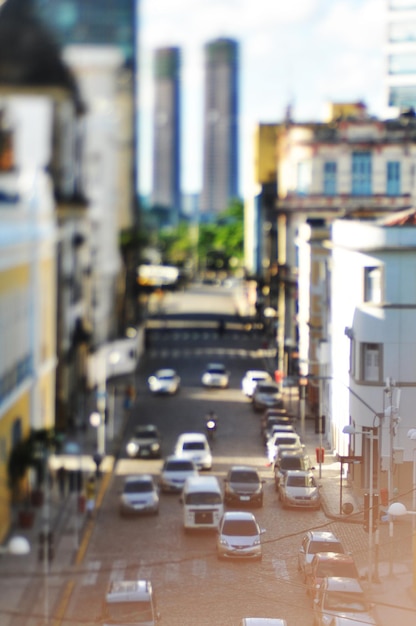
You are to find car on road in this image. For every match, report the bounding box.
[265,423,296,443]
[119,475,160,516]
[125,424,162,459]
[147,368,180,395]
[313,576,376,626]
[266,431,303,464]
[224,465,265,508]
[159,455,199,493]
[174,432,212,470]
[306,552,359,598]
[298,531,346,581]
[252,381,283,411]
[278,470,321,509]
[103,579,161,625]
[274,450,313,488]
[261,412,293,442]
[241,369,272,397]
[216,511,265,560]
[201,362,230,388]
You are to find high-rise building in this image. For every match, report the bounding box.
[200,38,239,218]
[151,47,181,225]
[32,0,137,66]
[386,0,416,113]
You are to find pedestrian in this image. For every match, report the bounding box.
[86,476,96,517]
[56,466,67,499]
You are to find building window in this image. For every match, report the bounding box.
[323,161,337,195]
[296,161,312,195]
[364,266,382,303]
[352,152,372,195]
[361,343,382,383]
[389,0,416,10]
[387,161,401,195]
[389,53,416,75]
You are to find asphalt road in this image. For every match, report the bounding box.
[59,288,363,626]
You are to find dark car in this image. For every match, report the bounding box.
[224,465,265,508]
[126,424,162,459]
[274,450,313,489]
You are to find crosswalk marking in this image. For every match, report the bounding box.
[82,560,101,586]
[272,558,290,580]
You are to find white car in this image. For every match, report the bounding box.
[148,368,180,394]
[159,455,199,493]
[278,470,321,509]
[217,511,265,560]
[241,369,272,397]
[266,431,303,463]
[201,362,229,388]
[174,432,213,470]
[298,530,346,581]
[119,475,159,516]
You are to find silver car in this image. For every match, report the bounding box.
[201,362,229,388]
[217,511,265,560]
[252,381,283,412]
[298,530,346,581]
[313,576,376,626]
[159,455,198,493]
[148,368,180,394]
[278,470,321,509]
[119,475,160,516]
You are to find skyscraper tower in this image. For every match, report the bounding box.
[386,1,416,113]
[200,37,239,218]
[151,47,181,225]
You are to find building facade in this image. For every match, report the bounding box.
[200,38,239,218]
[151,47,181,226]
[385,0,416,114]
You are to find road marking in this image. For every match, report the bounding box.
[272,558,290,580]
[110,559,127,583]
[82,560,101,585]
[192,559,207,578]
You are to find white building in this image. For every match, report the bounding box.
[385,0,416,115]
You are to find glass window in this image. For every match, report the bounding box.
[323,161,337,195]
[361,343,381,382]
[388,21,416,43]
[296,161,312,195]
[389,85,416,108]
[389,53,416,75]
[387,161,401,195]
[352,152,372,195]
[364,266,382,303]
[389,0,416,8]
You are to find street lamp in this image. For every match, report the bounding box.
[343,424,379,585]
[387,502,416,594]
[0,536,30,555]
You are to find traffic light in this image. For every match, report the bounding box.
[363,492,370,532]
[38,530,54,563]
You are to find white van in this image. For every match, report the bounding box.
[102,579,160,625]
[181,475,223,531]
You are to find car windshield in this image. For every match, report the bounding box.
[185,492,222,505]
[106,601,153,623]
[159,374,173,380]
[230,471,259,483]
[208,367,225,374]
[222,520,258,536]
[324,590,368,612]
[135,428,157,438]
[287,475,315,487]
[165,461,194,471]
[280,458,305,470]
[182,442,205,451]
[124,481,153,493]
[310,541,344,554]
[273,436,298,445]
[258,385,278,394]
[316,561,358,578]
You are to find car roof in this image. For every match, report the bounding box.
[285,469,313,477]
[135,424,158,432]
[124,474,153,484]
[312,552,355,564]
[155,367,176,374]
[183,475,220,491]
[222,510,257,522]
[245,370,270,378]
[176,432,208,443]
[278,449,306,458]
[306,530,341,542]
[257,380,279,388]
[164,454,195,464]
[106,579,152,603]
[323,576,364,592]
[228,465,259,474]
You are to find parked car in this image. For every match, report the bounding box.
[252,381,283,412]
[125,424,162,459]
[103,579,161,625]
[274,450,313,489]
[119,475,160,516]
[298,531,346,581]
[261,413,293,443]
[159,455,198,493]
[278,470,321,509]
[313,576,376,626]
[174,432,212,470]
[306,552,359,598]
[216,511,265,560]
[147,368,180,395]
[224,465,265,508]
[265,423,296,443]
[201,362,230,388]
[241,369,272,397]
[266,432,303,464]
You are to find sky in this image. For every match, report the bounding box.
[139,0,386,198]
